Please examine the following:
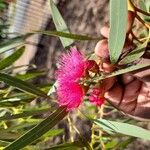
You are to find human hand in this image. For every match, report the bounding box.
[94,26,150,121]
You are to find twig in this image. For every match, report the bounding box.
[129,0,150,16]
[135,14,150,29]
[130,30,143,43]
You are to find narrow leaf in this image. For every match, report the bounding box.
[97,63,150,81]
[0,24,9,30]
[4,107,68,150]
[94,119,150,140]
[0,140,10,147]
[119,43,146,64]
[35,30,100,41]
[0,108,50,121]
[0,34,30,54]
[0,94,35,107]
[47,141,85,150]
[109,0,128,63]
[43,129,64,138]
[0,73,47,97]
[49,0,74,47]
[139,1,150,21]
[15,71,45,81]
[114,137,136,149]
[0,132,20,140]
[0,47,25,70]
[47,81,58,96]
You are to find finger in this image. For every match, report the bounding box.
[94,39,109,61]
[100,26,109,38]
[119,79,142,113]
[104,83,123,106]
[121,73,135,85]
[132,58,150,86]
[101,77,116,91]
[133,83,150,119]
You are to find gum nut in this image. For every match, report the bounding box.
[104,83,123,106]
[94,39,109,60]
[121,73,135,85]
[100,26,109,38]
[126,11,135,33]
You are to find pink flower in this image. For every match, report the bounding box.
[56,48,86,111]
[57,82,84,111]
[56,47,86,82]
[56,48,102,111]
[89,88,104,106]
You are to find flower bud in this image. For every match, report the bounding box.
[85,60,99,73]
[89,88,104,106]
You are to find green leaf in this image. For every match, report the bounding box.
[119,43,146,64]
[0,73,47,97]
[0,93,35,107]
[114,137,136,149]
[0,140,10,147]
[108,0,128,63]
[0,132,20,140]
[139,1,147,12]
[94,119,150,140]
[139,0,150,21]
[0,2,6,10]
[0,108,50,121]
[49,0,74,47]
[47,141,85,150]
[3,122,38,133]
[43,129,64,138]
[0,47,25,70]
[47,81,57,96]
[35,30,100,41]
[15,71,45,81]
[96,63,150,81]
[0,25,9,30]
[0,35,30,54]
[0,85,51,107]
[105,140,118,149]
[4,107,68,150]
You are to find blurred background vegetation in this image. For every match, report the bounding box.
[0,0,150,149]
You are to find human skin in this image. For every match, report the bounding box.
[94,27,150,121]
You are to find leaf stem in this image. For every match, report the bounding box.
[129,0,150,16]
[135,14,150,29]
[130,30,143,43]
